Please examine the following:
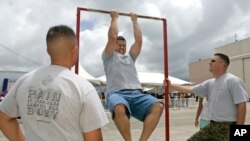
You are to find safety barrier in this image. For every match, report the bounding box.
[169,97,197,109]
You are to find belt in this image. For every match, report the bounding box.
[210,120,236,125]
[120,89,142,92]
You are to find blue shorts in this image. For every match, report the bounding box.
[106,89,161,121]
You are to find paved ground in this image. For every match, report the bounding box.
[1,102,250,141]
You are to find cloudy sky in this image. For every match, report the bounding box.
[1,0,250,80]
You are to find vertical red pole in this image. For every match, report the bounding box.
[75,8,81,74]
[163,19,169,141]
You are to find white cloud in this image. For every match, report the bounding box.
[1,0,250,80]
[170,0,201,7]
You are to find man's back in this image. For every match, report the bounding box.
[0,65,108,141]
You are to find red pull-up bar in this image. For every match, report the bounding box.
[75,7,169,141]
[77,7,165,21]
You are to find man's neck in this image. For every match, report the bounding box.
[214,71,226,79]
[51,61,71,69]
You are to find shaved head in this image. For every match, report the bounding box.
[46,25,76,58]
[46,25,78,67]
[46,25,76,45]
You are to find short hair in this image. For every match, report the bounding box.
[117,36,126,41]
[46,25,76,45]
[214,53,230,66]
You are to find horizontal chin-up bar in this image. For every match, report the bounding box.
[77,7,165,21]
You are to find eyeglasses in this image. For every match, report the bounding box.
[211,59,216,63]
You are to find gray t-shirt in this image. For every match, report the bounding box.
[0,65,109,141]
[102,52,142,93]
[192,73,248,122]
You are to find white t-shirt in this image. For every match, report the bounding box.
[102,52,142,93]
[0,65,109,141]
[192,73,248,122]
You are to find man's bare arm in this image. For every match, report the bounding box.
[236,102,246,124]
[0,111,25,141]
[104,10,119,55]
[130,13,142,58]
[83,128,103,141]
[164,78,193,93]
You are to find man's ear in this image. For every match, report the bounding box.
[71,47,77,57]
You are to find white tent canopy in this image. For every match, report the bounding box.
[71,64,95,80]
[97,72,192,86]
[78,64,96,80]
[138,72,192,85]
[72,64,102,85]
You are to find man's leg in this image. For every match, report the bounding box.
[113,104,132,141]
[187,122,231,141]
[139,102,163,141]
[187,125,212,141]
